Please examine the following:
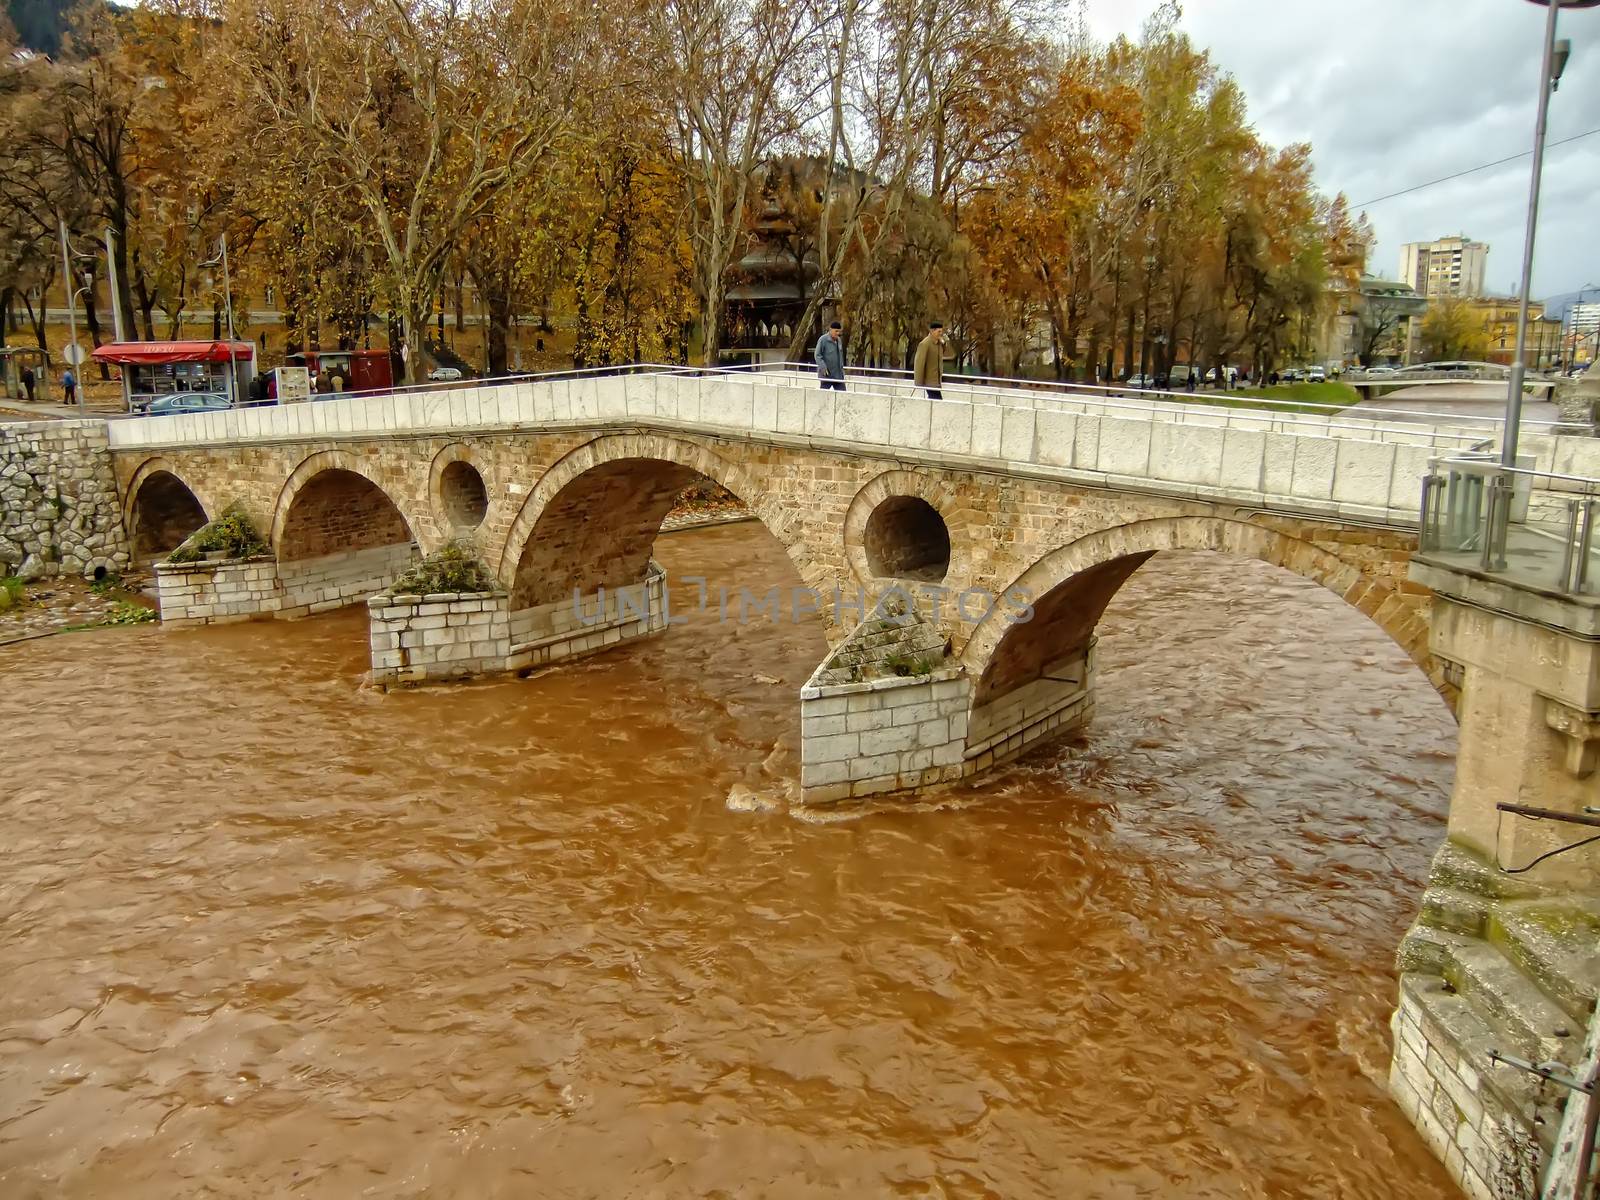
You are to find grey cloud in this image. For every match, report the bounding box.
[1084,0,1600,298]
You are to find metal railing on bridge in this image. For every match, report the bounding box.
[1420,456,1600,595]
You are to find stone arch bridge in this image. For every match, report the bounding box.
[107,368,1464,804]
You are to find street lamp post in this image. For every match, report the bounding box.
[1503,0,1600,468]
[1566,283,1597,368]
[199,233,236,343]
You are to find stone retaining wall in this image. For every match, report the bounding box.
[368,589,511,685]
[966,647,1095,772]
[505,567,667,672]
[0,419,129,579]
[278,542,418,617]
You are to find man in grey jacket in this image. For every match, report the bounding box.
[815,320,845,391]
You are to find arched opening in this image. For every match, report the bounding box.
[959,517,1446,776]
[440,460,488,530]
[509,457,703,609]
[501,447,829,802]
[864,496,951,582]
[130,470,208,560]
[276,468,417,612]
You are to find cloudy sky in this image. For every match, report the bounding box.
[1081,0,1600,304]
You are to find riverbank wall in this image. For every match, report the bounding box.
[0,420,130,580]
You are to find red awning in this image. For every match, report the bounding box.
[91,341,255,365]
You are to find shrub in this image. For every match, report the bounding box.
[168,508,270,563]
[391,542,495,595]
[0,576,24,613]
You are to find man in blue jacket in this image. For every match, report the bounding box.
[815,320,845,391]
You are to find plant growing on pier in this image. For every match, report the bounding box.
[168,508,269,563]
[391,542,495,595]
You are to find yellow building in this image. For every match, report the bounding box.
[1464,298,1562,369]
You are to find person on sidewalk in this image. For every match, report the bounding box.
[914,320,945,400]
[20,366,35,402]
[62,367,76,406]
[815,320,846,391]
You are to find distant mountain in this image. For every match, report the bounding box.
[1543,290,1600,324]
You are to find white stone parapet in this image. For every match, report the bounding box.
[99,369,1600,529]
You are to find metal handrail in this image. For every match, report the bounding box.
[748,366,1561,448]
[1420,456,1600,594]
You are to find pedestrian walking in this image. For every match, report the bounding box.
[914,320,945,400]
[815,320,846,392]
[62,367,76,406]
[20,365,35,402]
[1185,371,1197,393]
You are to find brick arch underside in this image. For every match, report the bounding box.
[509,458,705,608]
[964,516,1447,712]
[127,469,209,559]
[498,435,819,613]
[277,469,415,563]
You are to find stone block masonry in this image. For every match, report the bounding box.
[799,667,973,803]
[155,555,282,626]
[0,419,129,579]
[368,590,511,685]
[504,564,668,672]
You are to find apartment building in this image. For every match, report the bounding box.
[1399,235,1489,299]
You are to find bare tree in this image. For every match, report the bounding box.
[652,0,824,366]
[212,0,615,381]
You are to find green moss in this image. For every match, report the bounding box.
[169,507,270,563]
[0,576,24,613]
[390,542,495,595]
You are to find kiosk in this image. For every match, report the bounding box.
[91,341,258,412]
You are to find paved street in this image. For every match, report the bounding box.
[1349,381,1563,428]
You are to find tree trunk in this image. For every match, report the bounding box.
[701,275,725,368]
[486,292,513,376]
[113,229,138,343]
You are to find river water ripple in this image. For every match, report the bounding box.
[0,522,1459,1198]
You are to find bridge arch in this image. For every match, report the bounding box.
[961,516,1446,712]
[496,433,818,607]
[843,470,972,587]
[269,450,425,562]
[122,457,213,560]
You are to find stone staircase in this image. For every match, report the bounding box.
[1392,843,1600,1198]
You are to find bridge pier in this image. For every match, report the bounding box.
[365,565,670,687]
[798,609,1096,804]
[1390,555,1600,1197]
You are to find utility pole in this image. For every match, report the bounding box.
[219,233,235,342]
[104,227,126,342]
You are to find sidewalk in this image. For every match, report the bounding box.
[0,398,126,422]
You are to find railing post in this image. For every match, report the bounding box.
[1561,497,1582,591]
[1576,499,1597,595]
[1420,475,1440,552]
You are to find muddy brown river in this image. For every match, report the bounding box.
[0,521,1459,1198]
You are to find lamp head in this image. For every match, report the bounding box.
[1553,38,1573,87]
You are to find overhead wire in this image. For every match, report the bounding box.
[1352,127,1600,208]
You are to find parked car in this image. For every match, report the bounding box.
[427,366,463,382]
[1305,366,1328,383]
[1125,374,1154,390]
[1206,366,1239,384]
[1280,367,1303,383]
[1366,366,1399,377]
[145,392,231,416]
